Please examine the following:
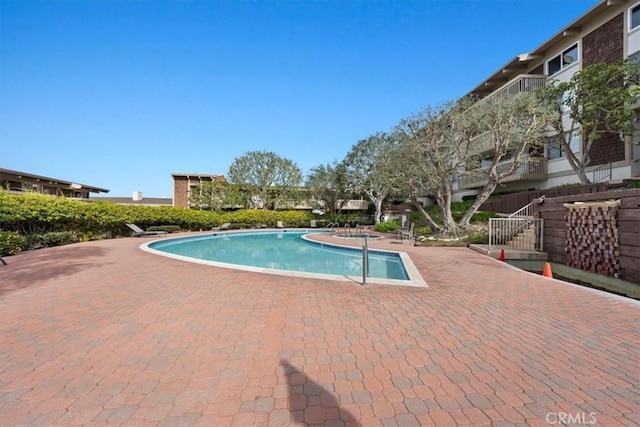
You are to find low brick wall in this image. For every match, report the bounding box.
[534,189,640,284]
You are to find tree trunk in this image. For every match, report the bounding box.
[458,181,498,227]
[564,149,591,184]
[436,186,460,235]
[410,196,442,233]
[555,119,591,184]
[374,198,383,224]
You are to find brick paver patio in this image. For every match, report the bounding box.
[1,232,638,426]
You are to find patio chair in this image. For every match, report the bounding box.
[397,222,415,244]
[276,221,286,228]
[310,219,317,228]
[212,222,231,231]
[126,223,168,237]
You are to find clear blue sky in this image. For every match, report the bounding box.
[1,0,597,198]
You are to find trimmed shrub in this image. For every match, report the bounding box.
[470,211,497,223]
[25,231,79,249]
[0,231,27,256]
[465,232,490,244]
[373,220,401,233]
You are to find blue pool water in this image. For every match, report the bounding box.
[148,231,410,281]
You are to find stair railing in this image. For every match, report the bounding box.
[489,202,543,251]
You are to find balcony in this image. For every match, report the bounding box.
[483,74,547,101]
[458,158,547,189]
[469,131,494,156]
[467,74,547,156]
[340,199,369,211]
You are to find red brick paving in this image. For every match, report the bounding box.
[1,232,639,426]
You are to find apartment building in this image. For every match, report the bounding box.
[0,168,109,198]
[171,173,227,208]
[454,0,640,200]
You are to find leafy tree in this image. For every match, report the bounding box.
[305,162,351,213]
[393,92,553,235]
[227,150,302,210]
[457,91,555,227]
[393,101,471,234]
[340,132,397,224]
[542,60,640,183]
[188,181,242,210]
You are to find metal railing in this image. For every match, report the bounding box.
[592,162,612,182]
[489,217,544,251]
[459,158,547,189]
[508,202,533,218]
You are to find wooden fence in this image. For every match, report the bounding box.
[533,189,640,284]
[480,182,618,214]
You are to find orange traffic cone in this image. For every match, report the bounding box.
[542,262,553,278]
[499,249,506,262]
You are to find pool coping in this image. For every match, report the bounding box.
[139,229,427,288]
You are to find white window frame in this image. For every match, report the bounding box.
[547,131,581,160]
[629,2,640,32]
[546,42,580,76]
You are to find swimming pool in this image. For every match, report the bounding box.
[142,230,426,287]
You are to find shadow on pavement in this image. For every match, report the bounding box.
[280,359,360,426]
[0,245,110,296]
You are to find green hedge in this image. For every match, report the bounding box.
[0,191,314,242]
[0,231,27,256]
[25,231,79,249]
[373,220,401,233]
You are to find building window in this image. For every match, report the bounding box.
[548,136,564,160]
[561,90,573,113]
[630,3,640,31]
[547,43,579,76]
[548,131,581,159]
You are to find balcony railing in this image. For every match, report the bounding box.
[484,74,547,101]
[458,158,547,189]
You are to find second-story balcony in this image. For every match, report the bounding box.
[458,157,547,189]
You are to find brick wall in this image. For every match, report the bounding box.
[173,177,189,208]
[534,189,640,284]
[582,13,623,67]
[589,131,626,166]
[582,13,625,165]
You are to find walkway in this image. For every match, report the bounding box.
[1,232,638,426]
